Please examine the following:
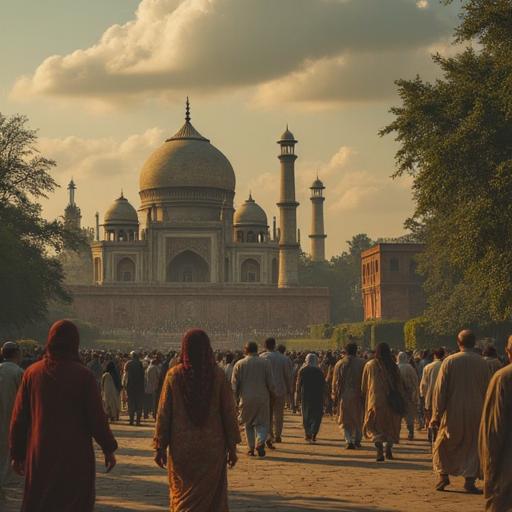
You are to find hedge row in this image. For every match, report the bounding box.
[404,318,512,351]
[310,321,405,349]
[308,324,334,340]
[312,318,512,351]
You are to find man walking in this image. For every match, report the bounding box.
[479,335,512,511]
[232,342,275,457]
[145,358,161,420]
[124,351,145,426]
[420,347,444,443]
[0,342,23,500]
[431,330,490,493]
[260,337,292,447]
[331,343,365,449]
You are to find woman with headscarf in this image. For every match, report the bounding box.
[361,342,405,461]
[153,329,241,511]
[102,361,122,422]
[295,353,325,443]
[9,320,118,512]
[397,351,419,441]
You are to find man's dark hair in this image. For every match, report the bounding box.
[482,346,497,358]
[277,344,286,354]
[265,338,276,350]
[245,342,258,354]
[458,329,476,348]
[433,347,445,360]
[225,352,234,364]
[2,345,20,360]
[345,343,358,356]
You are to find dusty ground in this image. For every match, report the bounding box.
[3,412,484,511]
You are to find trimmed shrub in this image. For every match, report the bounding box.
[404,317,453,351]
[371,321,405,350]
[331,322,373,348]
[309,324,333,340]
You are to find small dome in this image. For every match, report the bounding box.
[234,194,268,226]
[311,177,325,189]
[104,194,139,225]
[278,125,297,144]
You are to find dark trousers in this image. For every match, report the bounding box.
[127,392,143,424]
[302,401,323,437]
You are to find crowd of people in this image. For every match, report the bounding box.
[0,322,511,511]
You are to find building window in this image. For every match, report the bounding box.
[94,257,101,282]
[409,259,417,275]
[236,231,244,243]
[247,231,256,243]
[241,258,260,283]
[390,258,399,272]
[375,260,379,273]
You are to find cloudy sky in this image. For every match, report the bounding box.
[1,0,460,257]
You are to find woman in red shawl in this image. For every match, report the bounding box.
[154,329,241,511]
[9,320,118,512]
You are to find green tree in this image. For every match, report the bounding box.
[381,0,512,332]
[0,114,80,336]
[299,234,373,323]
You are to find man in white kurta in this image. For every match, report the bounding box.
[232,342,276,457]
[431,330,490,494]
[0,342,24,499]
[260,338,292,446]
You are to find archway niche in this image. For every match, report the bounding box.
[117,257,135,282]
[167,250,210,283]
[241,258,260,283]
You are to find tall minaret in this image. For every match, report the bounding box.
[309,175,327,262]
[64,179,82,230]
[277,126,299,287]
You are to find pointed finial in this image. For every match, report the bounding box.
[248,190,253,201]
[185,97,191,123]
[120,189,124,199]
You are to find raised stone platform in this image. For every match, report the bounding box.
[68,284,330,332]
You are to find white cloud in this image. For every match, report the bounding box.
[39,128,163,223]
[12,0,455,107]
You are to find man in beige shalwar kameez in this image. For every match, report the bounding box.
[332,343,366,449]
[431,330,490,493]
[479,335,512,512]
[232,342,276,457]
[0,342,23,500]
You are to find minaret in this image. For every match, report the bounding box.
[309,175,327,262]
[64,179,82,230]
[277,126,299,287]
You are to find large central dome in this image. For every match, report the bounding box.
[139,107,235,197]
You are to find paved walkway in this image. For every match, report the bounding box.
[4,413,484,511]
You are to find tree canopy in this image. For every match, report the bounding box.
[381,0,512,332]
[299,234,373,324]
[0,114,80,336]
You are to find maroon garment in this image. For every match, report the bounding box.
[9,320,118,512]
[178,329,216,427]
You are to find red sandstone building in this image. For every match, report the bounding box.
[361,242,426,321]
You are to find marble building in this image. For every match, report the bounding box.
[67,101,330,331]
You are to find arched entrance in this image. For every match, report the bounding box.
[241,258,260,283]
[117,257,135,281]
[167,250,210,283]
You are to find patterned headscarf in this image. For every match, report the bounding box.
[178,329,216,427]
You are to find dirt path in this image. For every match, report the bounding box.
[3,412,484,511]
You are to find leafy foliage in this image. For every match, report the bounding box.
[299,234,373,323]
[381,1,512,333]
[0,114,81,336]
